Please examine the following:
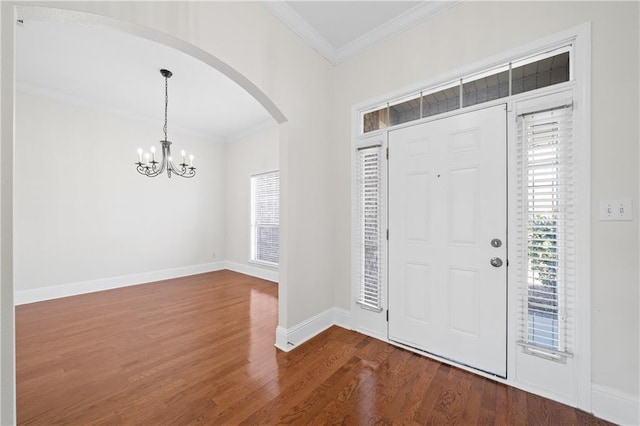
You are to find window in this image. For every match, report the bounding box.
[389,94,421,126]
[361,46,571,134]
[251,171,279,265]
[356,145,383,311]
[517,104,574,359]
[512,51,570,95]
[422,84,460,118]
[362,106,389,133]
[462,67,509,107]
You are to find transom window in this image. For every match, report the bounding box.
[361,46,571,134]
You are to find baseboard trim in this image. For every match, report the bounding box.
[274,307,353,352]
[14,262,226,305]
[591,384,639,425]
[333,307,353,330]
[224,261,278,283]
[275,308,334,352]
[274,326,290,351]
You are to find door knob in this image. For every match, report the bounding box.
[491,238,502,248]
[490,257,503,267]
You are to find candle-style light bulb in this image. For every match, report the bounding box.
[137,148,143,163]
[150,146,156,162]
[144,153,150,166]
[189,154,194,167]
[181,150,186,164]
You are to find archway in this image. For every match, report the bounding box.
[1,5,289,423]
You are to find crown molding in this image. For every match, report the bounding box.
[16,82,227,142]
[262,1,337,63]
[262,1,459,65]
[333,1,459,64]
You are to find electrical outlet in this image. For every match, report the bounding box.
[599,199,632,221]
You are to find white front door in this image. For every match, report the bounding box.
[388,104,507,377]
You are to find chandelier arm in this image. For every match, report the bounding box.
[135,163,148,175]
[171,163,186,175]
[167,160,182,178]
[169,162,196,178]
[156,154,168,176]
[135,148,166,177]
[138,162,165,177]
[137,157,195,178]
[173,169,196,178]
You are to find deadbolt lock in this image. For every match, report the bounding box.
[491,238,502,248]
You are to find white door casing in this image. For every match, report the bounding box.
[388,104,508,377]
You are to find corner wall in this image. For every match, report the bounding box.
[225,126,279,280]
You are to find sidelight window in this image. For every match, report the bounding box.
[517,105,575,359]
[356,145,383,311]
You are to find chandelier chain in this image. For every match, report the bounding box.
[163,75,168,141]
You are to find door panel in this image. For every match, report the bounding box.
[448,166,479,244]
[405,172,431,241]
[388,104,507,377]
[448,267,479,336]
[405,263,431,323]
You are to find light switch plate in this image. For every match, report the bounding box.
[599,199,633,221]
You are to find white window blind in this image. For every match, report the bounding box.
[356,145,383,311]
[251,171,279,265]
[516,105,575,360]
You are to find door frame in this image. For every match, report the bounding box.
[350,23,591,411]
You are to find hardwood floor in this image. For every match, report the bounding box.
[17,270,610,425]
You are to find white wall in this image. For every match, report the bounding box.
[14,91,226,297]
[332,0,638,406]
[225,126,279,271]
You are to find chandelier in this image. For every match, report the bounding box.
[135,69,196,178]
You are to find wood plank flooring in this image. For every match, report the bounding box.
[16,270,610,425]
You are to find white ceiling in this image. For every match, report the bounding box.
[262,1,458,64]
[16,2,458,139]
[16,20,275,142]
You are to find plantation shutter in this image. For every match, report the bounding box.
[516,105,575,359]
[356,145,383,311]
[253,172,279,264]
